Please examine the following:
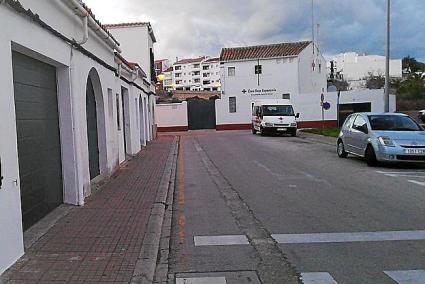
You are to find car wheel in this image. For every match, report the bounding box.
[337,140,348,158]
[365,145,378,167]
[252,125,257,135]
[260,126,266,136]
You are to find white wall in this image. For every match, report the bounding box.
[156,102,188,128]
[298,44,328,94]
[330,52,403,89]
[108,25,154,82]
[0,1,155,275]
[222,57,300,98]
[216,89,396,126]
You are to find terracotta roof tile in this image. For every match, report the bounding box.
[220,41,311,62]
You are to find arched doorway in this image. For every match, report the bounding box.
[86,75,100,180]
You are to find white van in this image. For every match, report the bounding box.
[251,99,299,136]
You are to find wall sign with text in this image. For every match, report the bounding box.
[241,88,277,96]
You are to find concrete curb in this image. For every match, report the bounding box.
[131,136,179,284]
[299,131,337,146]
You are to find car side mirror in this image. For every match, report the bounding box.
[295,113,300,119]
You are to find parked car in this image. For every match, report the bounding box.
[252,99,299,136]
[419,110,425,123]
[337,113,425,166]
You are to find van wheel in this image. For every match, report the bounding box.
[337,140,348,158]
[290,129,297,137]
[252,125,257,135]
[365,145,378,167]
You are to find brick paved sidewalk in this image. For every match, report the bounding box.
[2,135,176,284]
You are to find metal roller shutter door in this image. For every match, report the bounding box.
[12,52,63,231]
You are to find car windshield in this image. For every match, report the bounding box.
[262,105,294,116]
[368,115,422,131]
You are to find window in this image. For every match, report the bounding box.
[344,115,356,129]
[228,67,235,77]
[174,65,181,71]
[262,105,294,116]
[255,65,262,74]
[116,94,121,130]
[175,73,181,77]
[194,78,200,83]
[229,97,236,113]
[368,115,421,131]
[193,64,200,68]
[282,93,290,100]
[176,80,182,84]
[353,115,368,132]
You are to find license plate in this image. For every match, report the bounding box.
[404,149,425,154]
[277,128,287,131]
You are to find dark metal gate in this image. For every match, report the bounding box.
[86,77,100,180]
[187,97,216,130]
[12,52,63,231]
[339,102,372,126]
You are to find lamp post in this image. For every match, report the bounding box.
[384,0,391,112]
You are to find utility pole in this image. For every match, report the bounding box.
[384,0,391,112]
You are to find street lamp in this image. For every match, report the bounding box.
[384,0,391,112]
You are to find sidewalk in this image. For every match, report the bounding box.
[1,135,176,284]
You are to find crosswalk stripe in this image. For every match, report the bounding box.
[272,230,425,244]
[194,230,425,247]
[176,277,227,284]
[301,272,338,284]
[384,270,425,283]
[194,235,249,246]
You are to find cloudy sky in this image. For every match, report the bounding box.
[84,0,425,62]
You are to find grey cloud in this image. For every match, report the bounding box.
[85,0,425,61]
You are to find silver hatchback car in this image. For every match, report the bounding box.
[337,113,425,166]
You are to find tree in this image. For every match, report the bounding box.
[403,56,425,73]
[365,73,385,89]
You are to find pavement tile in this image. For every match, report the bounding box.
[2,136,176,283]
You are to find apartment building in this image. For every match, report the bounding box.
[164,57,221,91]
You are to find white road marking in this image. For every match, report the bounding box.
[176,277,227,284]
[385,174,425,178]
[408,180,425,187]
[384,270,425,283]
[194,235,249,246]
[376,171,425,175]
[194,230,425,246]
[301,272,338,284]
[272,230,425,244]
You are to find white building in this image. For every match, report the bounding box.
[215,41,395,130]
[165,57,221,91]
[329,52,403,89]
[0,0,156,275]
[201,57,222,91]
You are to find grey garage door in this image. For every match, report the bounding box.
[12,52,63,231]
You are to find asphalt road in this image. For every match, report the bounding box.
[168,130,425,284]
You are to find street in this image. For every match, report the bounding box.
[168,130,425,284]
